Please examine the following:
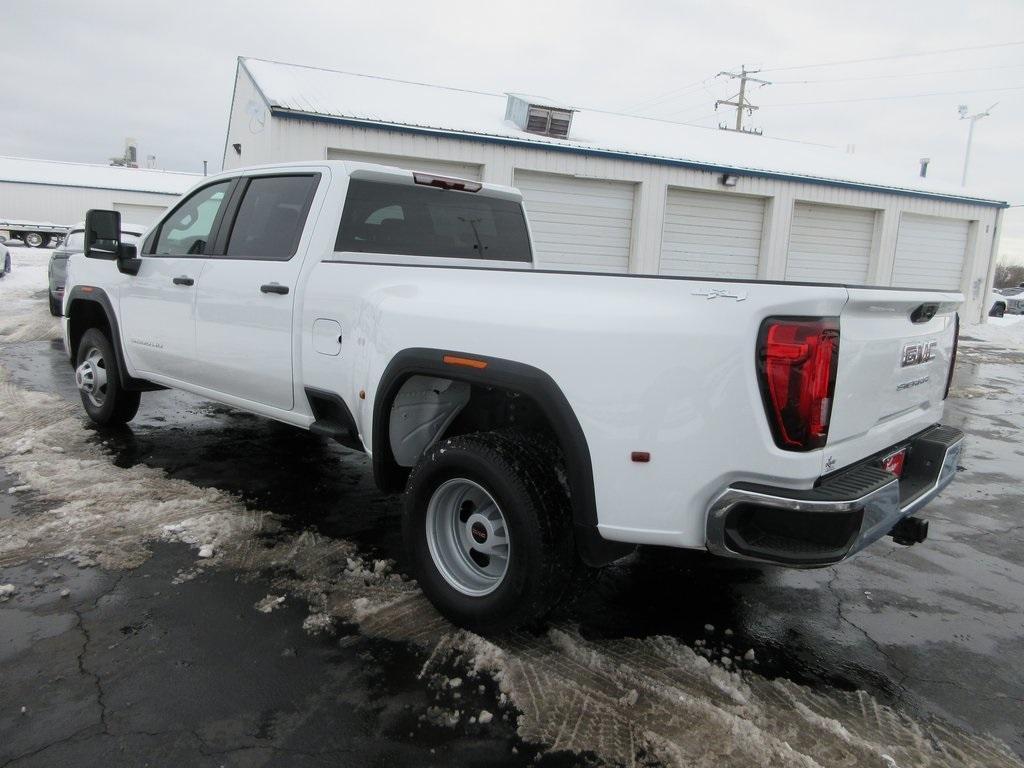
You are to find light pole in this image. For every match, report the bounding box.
[958,103,997,187]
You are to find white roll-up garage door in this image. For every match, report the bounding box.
[659,188,765,279]
[891,213,969,290]
[515,170,634,272]
[326,149,482,180]
[113,202,168,227]
[785,203,876,284]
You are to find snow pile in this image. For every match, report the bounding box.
[962,314,1024,350]
[0,248,62,343]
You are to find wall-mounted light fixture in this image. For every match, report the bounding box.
[720,173,739,187]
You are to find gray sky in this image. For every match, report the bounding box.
[2,0,1022,263]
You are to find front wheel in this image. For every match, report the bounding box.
[403,431,581,633]
[24,232,44,248]
[75,328,141,426]
[48,293,61,316]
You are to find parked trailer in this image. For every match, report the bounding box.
[0,219,70,248]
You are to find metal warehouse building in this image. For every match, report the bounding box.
[223,57,1008,322]
[0,156,198,232]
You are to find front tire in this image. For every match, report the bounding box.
[75,328,141,426]
[48,293,61,316]
[24,232,44,248]
[403,431,580,633]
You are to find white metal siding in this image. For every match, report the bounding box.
[113,202,167,227]
[659,188,764,278]
[326,148,482,180]
[891,213,969,290]
[0,181,180,227]
[514,171,634,272]
[786,203,875,283]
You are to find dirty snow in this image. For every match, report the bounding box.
[1,284,1022,767]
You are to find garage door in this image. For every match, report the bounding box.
[891,214,969,290]
[515,171,634,272]
[326,149,482,180]
[113,202,168,227]
[660,189,764,279]
[785,203,876,284]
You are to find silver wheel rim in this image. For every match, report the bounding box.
[425,478,510,597]
[25,232,43,247]
[75,346,109,408]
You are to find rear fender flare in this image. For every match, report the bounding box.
[372,348,631,566]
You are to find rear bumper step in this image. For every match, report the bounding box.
[705,424,964,566]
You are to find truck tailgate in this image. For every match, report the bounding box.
[826,288,961,473]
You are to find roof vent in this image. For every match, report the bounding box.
[505,94,575,139]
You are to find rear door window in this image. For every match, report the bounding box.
[335,179,532,262]
[225,175,319,260]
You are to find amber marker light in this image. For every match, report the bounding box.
[442,355,488,370]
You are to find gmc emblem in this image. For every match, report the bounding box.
[901,340,937,367]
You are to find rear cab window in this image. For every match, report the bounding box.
[335,179,532,263]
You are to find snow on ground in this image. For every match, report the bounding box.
[1,280,1022,766]
[963,314,1024,349]
[0,247,61,343]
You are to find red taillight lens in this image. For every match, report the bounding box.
[944,312,959,400]
[757,317,840,451]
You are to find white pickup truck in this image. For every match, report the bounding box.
[63,161,964,631]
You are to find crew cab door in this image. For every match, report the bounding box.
[192,173,321,410]
[118,180,233,379]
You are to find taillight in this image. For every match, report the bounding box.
[944,312,959,400]
[756,317,840,452]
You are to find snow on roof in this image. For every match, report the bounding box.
[241,57,1005,206]
[0,156,200,195]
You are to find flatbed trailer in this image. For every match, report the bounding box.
[0,219,70,248]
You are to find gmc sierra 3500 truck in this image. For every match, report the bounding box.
[62,161,964,631]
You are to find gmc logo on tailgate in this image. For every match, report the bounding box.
[901,340,938,367]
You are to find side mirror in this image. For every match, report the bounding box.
[84,209,121,260]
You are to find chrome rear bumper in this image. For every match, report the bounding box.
[705,425,964,566]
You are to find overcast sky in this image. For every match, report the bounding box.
[2,0,1022,263]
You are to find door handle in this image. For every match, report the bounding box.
[260,283,289,295]
[172,276,194,286]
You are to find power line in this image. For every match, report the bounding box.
[624,75,720,114]
[760,40,1024,73]
[766,84,1024,107]
[772,62,1024,85]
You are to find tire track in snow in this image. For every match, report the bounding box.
[1,358,1021,765]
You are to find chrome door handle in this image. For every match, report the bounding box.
[172,276,194,286]
[260,283,289,295]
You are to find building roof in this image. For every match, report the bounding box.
[0,156,200,195]
[240,57,1006,208]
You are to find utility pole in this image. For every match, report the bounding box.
[715,65,770,134]
[958,103,996,186]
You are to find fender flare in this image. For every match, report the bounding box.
[372,347,631,566]
[65,286,162,392]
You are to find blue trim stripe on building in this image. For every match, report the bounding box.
[270,108,1008,209]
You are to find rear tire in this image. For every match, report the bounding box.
[75,328,141,426]
[990,303,1006,318]
[24,232,44,248]
[403,430,580,633]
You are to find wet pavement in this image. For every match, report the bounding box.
[1,327,1023,766]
